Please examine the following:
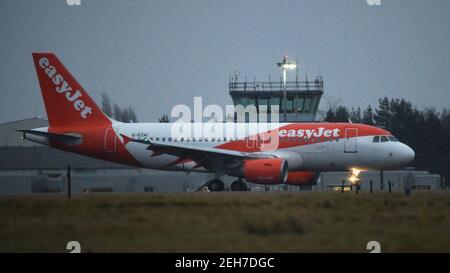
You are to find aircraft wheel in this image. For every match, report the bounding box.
[231,180,248,191]
[207,179,225,192]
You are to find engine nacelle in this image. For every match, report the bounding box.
[243,158,288,184]
[266,151,303,170]
[285,171,318,186]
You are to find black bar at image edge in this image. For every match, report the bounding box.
[1,253,449,272]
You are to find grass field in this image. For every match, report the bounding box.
[1,191,450,252]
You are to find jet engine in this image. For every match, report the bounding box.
[285,171,318,186]
[242,158,288,184]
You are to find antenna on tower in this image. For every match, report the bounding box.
[234,70,240,81]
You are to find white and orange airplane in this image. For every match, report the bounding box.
[22,53,415,191]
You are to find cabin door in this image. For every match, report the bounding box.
[344,128,358,153]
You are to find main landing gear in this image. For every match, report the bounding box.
[206,179,248,192]
[206,179,225,192]
[231,179,248,191]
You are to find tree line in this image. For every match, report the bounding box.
[324,97,450,182]
[101,93,138,123]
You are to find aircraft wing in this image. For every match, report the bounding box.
[127,137,275,171]
[130,138,263,159]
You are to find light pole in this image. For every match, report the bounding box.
[277,56,297,122]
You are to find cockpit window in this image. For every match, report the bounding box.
[380,136,389,142]
[388,136,398,142]
[373,136,380,143]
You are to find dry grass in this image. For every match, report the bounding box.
[1,191,450,252]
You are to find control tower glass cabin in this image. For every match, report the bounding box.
[229,76,324,122]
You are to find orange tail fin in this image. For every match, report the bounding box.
[32,53,110,127]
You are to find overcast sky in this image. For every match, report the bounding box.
[0,0,449,123]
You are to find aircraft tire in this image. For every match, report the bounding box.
[231,180,248,191]
[207,179,225,192]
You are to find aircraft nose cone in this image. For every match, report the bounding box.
[401,144,415,164]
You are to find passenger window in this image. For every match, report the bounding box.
[168,137,172,142]
[373,136,380,143]
[380,136,389,142]
[155,137,159,141]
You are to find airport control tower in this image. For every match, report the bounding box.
[229,56,323,122]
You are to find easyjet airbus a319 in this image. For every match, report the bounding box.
[22,53,415,191]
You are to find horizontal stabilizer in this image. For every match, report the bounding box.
[18,129,82,145]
